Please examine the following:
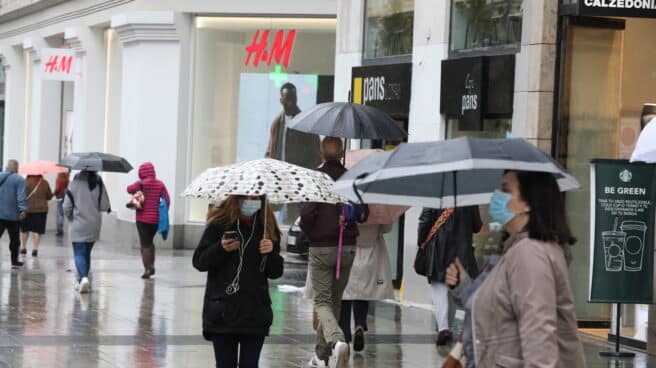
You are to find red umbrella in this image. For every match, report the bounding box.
[345,149,408,225]
[19,161,68,176]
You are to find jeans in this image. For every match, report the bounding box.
[211,334,265,368]
[56,199,64,234]
[339,300,369,343]
[309,246,356,360]
[72,242,94,281]
[0,220,21,263]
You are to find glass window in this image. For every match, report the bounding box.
[450,0,523,52]
[189,17,336,222]
[364,0,414,59]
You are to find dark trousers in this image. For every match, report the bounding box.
[0,220,21,263]
[211,334,265,368]
[339,300,369,343]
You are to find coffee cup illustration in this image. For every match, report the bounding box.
[602,230,626,272]
[621,221,647,272]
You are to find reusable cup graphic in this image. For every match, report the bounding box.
[621,221,647,272]
[602,230,626,272]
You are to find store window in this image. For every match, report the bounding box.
[449,0,523,53]
[363,0,414,59]
[189,17,336,222]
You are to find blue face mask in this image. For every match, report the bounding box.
[488,190,517,225]
[240,199,261,217]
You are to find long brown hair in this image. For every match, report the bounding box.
[207,195,280,241]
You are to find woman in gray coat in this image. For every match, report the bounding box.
[63,171,111,293]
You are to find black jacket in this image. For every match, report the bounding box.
[193,218,284,339]
[300,161,359,247]
[417,206,482,283]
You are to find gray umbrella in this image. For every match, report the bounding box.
[286,102,407,139]
[331,137,580,209]
[59,152,133,173]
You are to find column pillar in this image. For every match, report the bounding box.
[334,0,364,103]
[111,11,186,248]
[0,45,26,164]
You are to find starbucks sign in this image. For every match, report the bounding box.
[589,159,656,303]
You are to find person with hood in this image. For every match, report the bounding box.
[446,170,585,367]
[300,137,358,368]
[417,206,483,345]
[0,160,28,268]
[20,174,53,257]
[63,171,111,293]
[193,195,283,367]
[127,162,170,279]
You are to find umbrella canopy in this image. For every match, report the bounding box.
[18,160,68,176]
[287,102,407,139]
[345,149,408,225]
[59,152,133,173]
[630,117,656,163]
[183,158,345,204]
[332,137,580,209]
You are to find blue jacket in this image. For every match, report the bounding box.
[0,171,27,221]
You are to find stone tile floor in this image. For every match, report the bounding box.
[0,234,652,367]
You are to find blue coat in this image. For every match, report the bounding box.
[0,171,27,221]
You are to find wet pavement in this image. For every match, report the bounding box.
[0,234,653,367]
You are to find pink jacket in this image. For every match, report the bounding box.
[127,163,171,224]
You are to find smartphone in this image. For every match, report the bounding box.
[223,231,239,241]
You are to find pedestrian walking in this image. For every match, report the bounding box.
[126,162,170,279]
[192,195,283,368]
[301,137,358,368]
[445,170,585,367]
[416,205,483,345]
[0,160,28,268]
[339,224,394,352]
[20,174,53,257]
[54,172,70,237]
[63,171,111,293]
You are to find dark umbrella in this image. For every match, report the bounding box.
[331,137,580,209]
[287,102,407,139]
[59,152,133,173]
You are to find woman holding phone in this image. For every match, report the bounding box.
[193,195,284,368]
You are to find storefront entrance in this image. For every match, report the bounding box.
[555,14,656,347]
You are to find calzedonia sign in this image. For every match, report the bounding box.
[589,159,656,304]
[580,0,656,18]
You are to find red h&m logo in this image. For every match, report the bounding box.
[244,29,296,68]
[44,54,73,74]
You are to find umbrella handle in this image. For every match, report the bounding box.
[336,207,345,280]
[259,196,268,273]
[351,173,368,206]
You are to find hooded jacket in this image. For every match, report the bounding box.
[63,171,111,243]
[127,163,171,224]
[0,171,27,221]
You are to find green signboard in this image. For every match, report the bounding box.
[589,159,656,303]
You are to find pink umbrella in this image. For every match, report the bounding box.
[345,149,409,225]
[19,161,68,176]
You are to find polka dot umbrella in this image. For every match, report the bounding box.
[183,158,345,204]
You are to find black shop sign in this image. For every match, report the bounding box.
[351,63,412,119]
[440,55,515,131]
[579,0,656,18]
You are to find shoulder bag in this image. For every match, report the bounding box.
[413,208,455,276]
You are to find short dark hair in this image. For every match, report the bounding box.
[321,136,343,152]
[280,82,296,95]
[515,171,576,261]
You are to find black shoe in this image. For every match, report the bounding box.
[353,327,365,352]
[56,232,63,237]
[436,330,453,346]
[32,250,38,257]
[19,249,26,255]
[11,261,24,269]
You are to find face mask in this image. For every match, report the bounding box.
[489,190,517,225]
[240,199,261,216]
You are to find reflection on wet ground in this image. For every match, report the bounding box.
[0,235,652,367]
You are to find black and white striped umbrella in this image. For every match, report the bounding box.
[331,137,580,209]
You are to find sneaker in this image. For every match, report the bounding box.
[307,354,328,368]
[353,327,365,352]
[19,249,26,255]
[333,341,350,368]
[11,261,24,269]
[79,277,90,294]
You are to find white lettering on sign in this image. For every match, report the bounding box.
[40,48,77,81]
[363,76,385,104]
[605,186,648,195]
[584,0,656,9]
[461,73,478,115]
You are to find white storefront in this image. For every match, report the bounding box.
[0,0,337,249]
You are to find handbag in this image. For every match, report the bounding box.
[126,182,145,210]
[413,208,454,276]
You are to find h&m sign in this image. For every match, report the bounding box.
[579,0,656,18]
[41,48,77,81]
[244,29,296,68]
